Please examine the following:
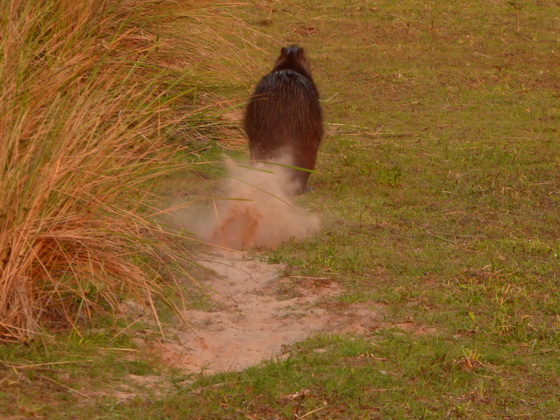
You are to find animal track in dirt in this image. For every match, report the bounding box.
[156,251,387,374]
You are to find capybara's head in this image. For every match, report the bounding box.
[273,44,312,78]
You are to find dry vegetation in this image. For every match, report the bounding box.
[0,0,229,342]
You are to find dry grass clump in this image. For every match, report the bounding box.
[168,2,267,86]
[0,0,208,342]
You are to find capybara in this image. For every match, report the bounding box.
[244,45,323,194]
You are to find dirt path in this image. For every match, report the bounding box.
[158,251,385,374]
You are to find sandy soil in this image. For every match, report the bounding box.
[156,251,386,374]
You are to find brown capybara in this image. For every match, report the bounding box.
[244,45,324,194]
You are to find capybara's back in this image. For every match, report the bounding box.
[244,45,323,194]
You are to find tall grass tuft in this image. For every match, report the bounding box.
[0,0,199,342]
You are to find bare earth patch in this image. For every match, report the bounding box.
[156,251,388,374]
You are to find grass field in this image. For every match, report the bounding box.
[1,0,559,418]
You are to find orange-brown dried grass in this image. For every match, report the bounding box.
[0,0,203,342]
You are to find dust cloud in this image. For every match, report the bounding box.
[181,157,320,250]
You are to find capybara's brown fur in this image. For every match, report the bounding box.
[244,45,323,194]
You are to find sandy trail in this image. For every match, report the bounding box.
[157,251,385,374]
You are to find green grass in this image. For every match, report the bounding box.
[6,331,555,418]
[2,0,559,418]
[0,327,166,418]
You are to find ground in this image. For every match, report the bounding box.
[1,0,559,418]
[158,252,389,374]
